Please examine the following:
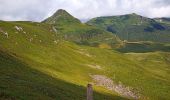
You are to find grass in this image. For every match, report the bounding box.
[84,47,170,99]
[0,21,170,100]
[0,49,126,100]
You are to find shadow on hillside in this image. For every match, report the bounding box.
[116,42,170,53]
[0,50,128,100]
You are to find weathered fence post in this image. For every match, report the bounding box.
[87,84,93,100]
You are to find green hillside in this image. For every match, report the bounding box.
[1,45,129,100]
[42,9,121,48]
[0,21,126,100]
[0,10,170,100]
[87,13,170,43]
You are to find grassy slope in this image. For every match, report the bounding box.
[0,48,126,100]
[0,21,126,100]
[85,47,170,100]
[0,21,170,100]
[52,23,121,48]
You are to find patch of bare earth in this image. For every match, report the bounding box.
[90,75,141,99]
[86,64,102,70]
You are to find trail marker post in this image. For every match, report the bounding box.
[87,84,93,100]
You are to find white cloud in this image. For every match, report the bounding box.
[0,0,170,21]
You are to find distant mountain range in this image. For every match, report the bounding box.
[87,13,170,43]
[42,10,170,51]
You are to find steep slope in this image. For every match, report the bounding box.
[0,47,127,100]
[0,21,126,100]
[87,13,170,43]
[0,49,87,100]
[42,9,121,48]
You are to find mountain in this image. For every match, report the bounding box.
[0,10,170,100]
[43,9,81,25]
[42,9,121,48]
[87,13,170,43]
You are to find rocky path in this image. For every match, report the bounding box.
[90,75,141,99]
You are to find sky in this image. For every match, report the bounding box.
[0,0,170,22]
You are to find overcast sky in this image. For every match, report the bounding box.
[0,0,170,22]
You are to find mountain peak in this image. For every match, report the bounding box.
[57,9,67,12]
[131,13,138,15]
[127,13,142,17]
[53,9,70,16]
[42,9,81,25]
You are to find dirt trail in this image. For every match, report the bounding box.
[90,75,141,99]
[75,49,92,57]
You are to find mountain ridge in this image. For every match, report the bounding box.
[87,13,170,43]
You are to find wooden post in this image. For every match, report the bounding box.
[87,84,93,100]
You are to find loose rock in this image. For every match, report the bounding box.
[90,75,141,99]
